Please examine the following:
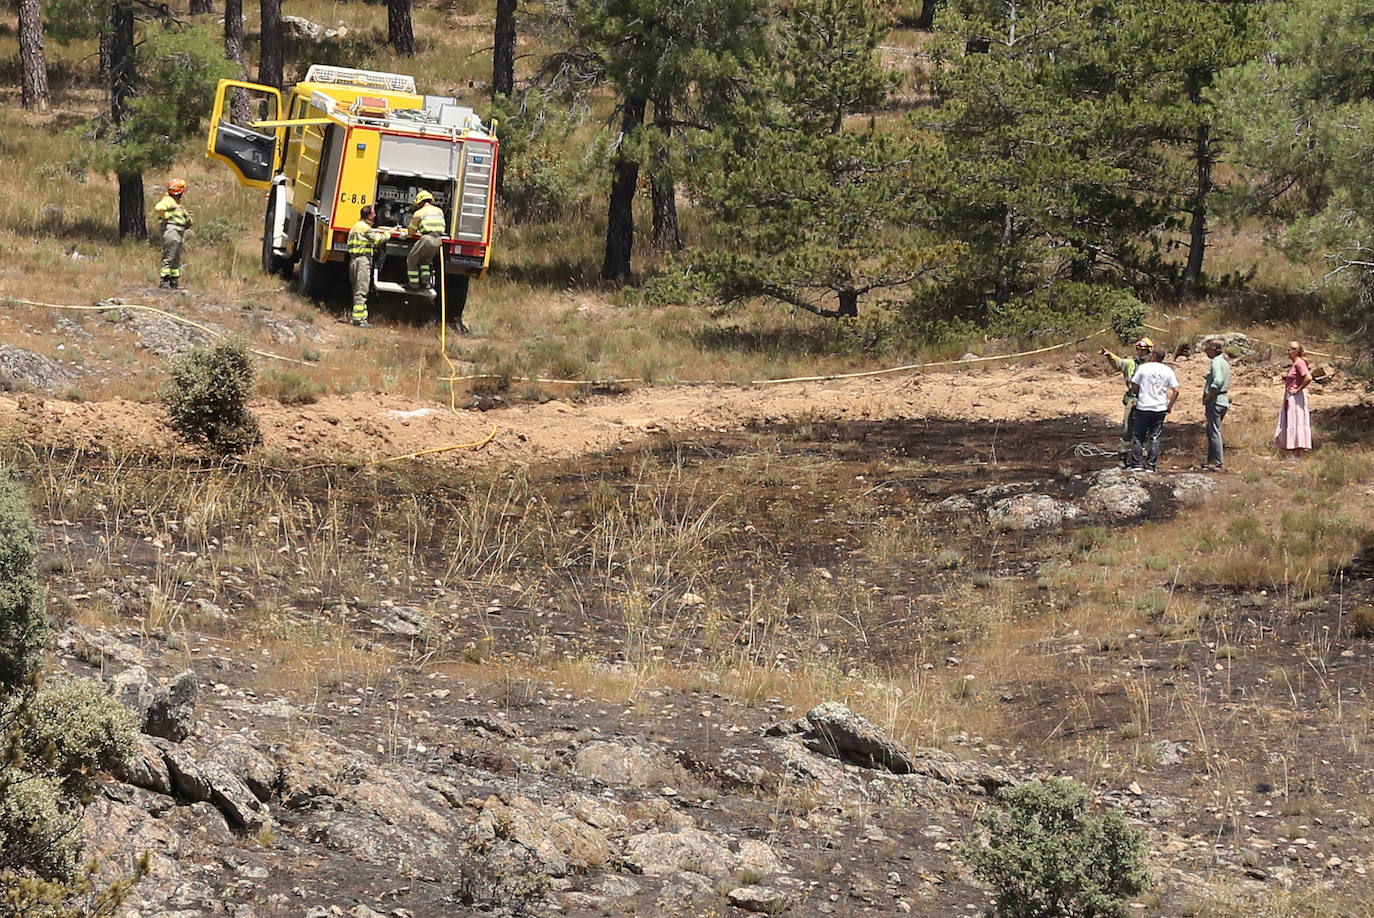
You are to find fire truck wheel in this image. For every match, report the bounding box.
[297,222,328,300]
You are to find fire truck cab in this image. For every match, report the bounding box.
[206,65,498,319]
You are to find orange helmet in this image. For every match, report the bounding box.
[167,178,187,195]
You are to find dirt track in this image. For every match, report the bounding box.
[0,353,1361,464]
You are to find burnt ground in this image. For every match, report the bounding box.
[28,409,1374,915]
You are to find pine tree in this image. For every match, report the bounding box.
[923,0,1184,309]
[544,0,769,280]
[682,0,957,318]
[388,0,415,57]
[86,24,238,239]
[1217,0,1374,321]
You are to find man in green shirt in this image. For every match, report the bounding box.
[1100,336,1154,467]
[1202,338,1231,470]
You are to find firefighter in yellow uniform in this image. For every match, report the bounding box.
[155,178,193,289]
[346,204,387,328]
[405,190,446,290]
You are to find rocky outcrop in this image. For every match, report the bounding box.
[987,494,1081,530]
[798,702,917,774]
[0,343,81,393]
[1084,479,1151,519]
[1171,472,1218,502]
[109,665,198,741]
[574,740,689,788]
[145,670,198,742]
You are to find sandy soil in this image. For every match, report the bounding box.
[1,352,1364,467]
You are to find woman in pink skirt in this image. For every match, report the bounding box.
[1275,341,1313,458]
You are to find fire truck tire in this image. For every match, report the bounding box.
[442,274,470,326]
[297,222,328,300]
[261,194,291,277]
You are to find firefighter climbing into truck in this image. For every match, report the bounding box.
[205,65,498,332]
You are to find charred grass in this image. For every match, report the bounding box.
[13,402,1374,908]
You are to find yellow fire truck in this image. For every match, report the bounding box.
[205,65,498,320]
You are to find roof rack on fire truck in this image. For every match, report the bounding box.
[304,65,416,94]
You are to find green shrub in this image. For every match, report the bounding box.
[160,339,262,455]
[960,778,1150,918]
[0,471,142,912]
[1107,295,1149,347]
[0,475,47,691]
[23,680,139,800]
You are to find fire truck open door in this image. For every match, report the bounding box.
[206,80,284,189]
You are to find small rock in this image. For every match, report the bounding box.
[145,670,198,742]
[728,884,793,914]
[987,494,1080,531]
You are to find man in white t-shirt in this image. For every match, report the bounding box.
[1127,347,1180,471]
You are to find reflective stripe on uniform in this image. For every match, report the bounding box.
[347,220,379,256]
[417,203,445,236]
[156,195,191,228]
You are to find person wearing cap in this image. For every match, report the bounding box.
[155,178,193,289]
[405,189,446,291]
[1100,337,1154,467]
[1201,338,1230,469]
[1127,346,1180,472]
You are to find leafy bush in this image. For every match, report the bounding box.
[0,475,48,691]
[992,283,1145,343]
[960,778,1150,918]
[161,339,262,455]
[0,471,142,914]
[1107,295,1149,347]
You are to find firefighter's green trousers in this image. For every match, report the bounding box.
[407,234,440,287]
[160,226,186,280]
[349,255,371,322]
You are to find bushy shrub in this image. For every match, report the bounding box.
[992,282,1146,343]
[1107,294,1149,347]
[22,680,139,800]
[0,468,142,913]
[960,778,1151,918]
[161,339,262,455]
[0,475,48,691]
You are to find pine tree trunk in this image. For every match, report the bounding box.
[99,12,111,93]
[225,0,244,64]
[109,1,135,125]
[224,0,252,122]
[190,0,212,13]
[994,207,1016,305]
[601,95,646,281]
[388,0,415,57]
[915,0,938,30]
[259,0,284,88]
[118,173,147,241]
[1182,70,1212,298]
[492,0,515,196]
[837,290,859,317]
[109,1,145,240]
[19,0,50,112]
[650,93,681,251]
[492,0,516,97]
